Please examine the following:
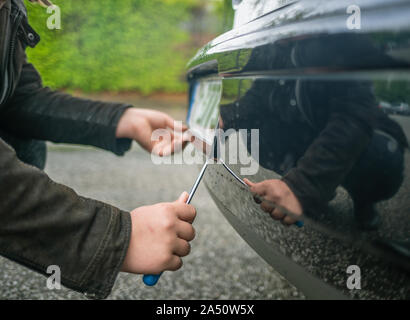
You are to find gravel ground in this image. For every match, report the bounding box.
[0,144,303,300]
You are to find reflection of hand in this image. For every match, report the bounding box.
[116,108,190,156]
[244,179,303,226]
[121,192,196,275]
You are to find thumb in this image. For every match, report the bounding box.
[176,192,189,204]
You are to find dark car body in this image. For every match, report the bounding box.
[186,0,410,299]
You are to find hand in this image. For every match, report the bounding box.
[121,192,196,275]
[116,108,191,157]
[244,179,303,226]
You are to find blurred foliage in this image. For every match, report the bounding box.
[24,0,228,94]
[374,80,410,104]
[212,0,234,32]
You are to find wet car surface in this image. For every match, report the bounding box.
[186,0,410,299]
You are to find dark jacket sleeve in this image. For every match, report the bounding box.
[0,61,132,156]
[0,137,131,299]
[282,81,377,215]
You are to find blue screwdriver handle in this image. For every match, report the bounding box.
[143,273,163,286]
[295,220,304,228]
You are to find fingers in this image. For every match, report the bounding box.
[165,116,177,130]
[282,215,297,226]
[245,179,267,204]
[271,207,285,220]
[165,117,188,132]
[170,135,186,155]
[260,201,285,220]
[247,179,302,226]
[247,179,283,203]
[165,255,183,272]
[173,238,191,257]
[262,204,296,226]
[156,132,186,157]
[249,181,269,198]
[173,202,197,223]
[152,132,173,156]
[181,131,194,152]
[244,179,297,225]
[261,203,297,225]
[183,130,194,143]
[155,136,176,157]
[157,198,195,273]
[176,220,196,241]
[156,129,192,157]
[260,201,274,213]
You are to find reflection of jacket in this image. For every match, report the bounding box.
[283,79,408,214]
[221,77,407,215]
[1,0,132,299]
[222,32,408,215]
[282,33,409,214]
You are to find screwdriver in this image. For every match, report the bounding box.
[142,160,210,287]
[143,134,303,286]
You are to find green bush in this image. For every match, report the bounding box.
[24,0,199,94]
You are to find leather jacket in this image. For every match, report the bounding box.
[0,0,133,299]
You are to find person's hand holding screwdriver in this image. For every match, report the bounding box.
[244,179,303,226]
[121,192,196,275]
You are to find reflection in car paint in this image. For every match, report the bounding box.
[187,0,410,299]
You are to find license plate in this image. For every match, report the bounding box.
[187,80,222,145]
